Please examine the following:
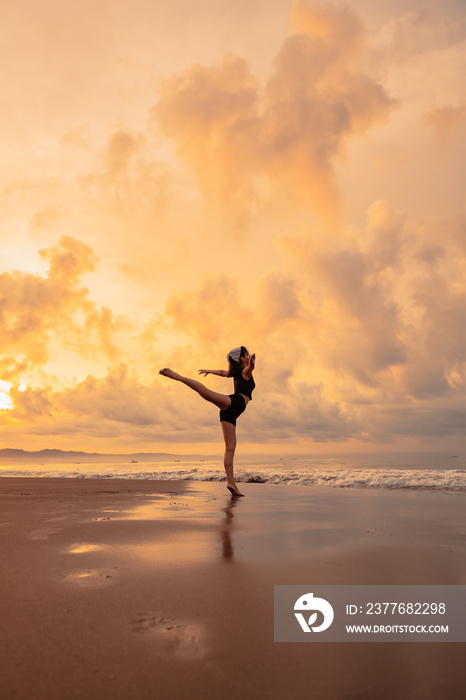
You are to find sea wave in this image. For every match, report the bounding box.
[1,467,465,491]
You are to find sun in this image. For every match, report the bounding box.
[0,381,13,410]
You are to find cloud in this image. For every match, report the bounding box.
[373,5,466,62]
[3,348,466,448]
[8,384,53,420]
[424,102,466,142]
[0,359,359,446]
[246,378,358,443]
[0,236,121,381]
[277,201,466,404]
[153,198,466,405]
[80,128,170,215]
[38,234,97,282]
[1,363,234,444]
[256,270,302,328]
[152,54,260,230]
[3,197,466,450]
[29,206,67,235]
[162,275,250,348]
[104,131,141,176]
[151,0,395,222]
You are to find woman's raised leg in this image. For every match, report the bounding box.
[221,421,244,496]
[159,368,231,410]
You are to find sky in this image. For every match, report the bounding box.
[1,0,466,455]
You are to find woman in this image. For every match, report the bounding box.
[159,346,255,497]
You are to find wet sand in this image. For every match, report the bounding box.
[0,477,465,699]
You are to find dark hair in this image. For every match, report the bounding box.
[228,346,248,377]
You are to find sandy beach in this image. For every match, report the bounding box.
[0,477,465,699]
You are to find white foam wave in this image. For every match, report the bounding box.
[1,467,465,491]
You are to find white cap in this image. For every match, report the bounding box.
[227,347,242,363]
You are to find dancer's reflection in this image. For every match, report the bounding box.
[221,496,241,561]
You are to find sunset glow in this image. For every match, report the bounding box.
[1,0,466,454]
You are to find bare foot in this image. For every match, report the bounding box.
[227,483,244,497]
[159,368,180,380]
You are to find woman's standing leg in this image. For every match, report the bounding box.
[221,421,244,496]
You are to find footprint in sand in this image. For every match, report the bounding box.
[64,568,118,588]
[29,527,62,540]
[131,614,205,659]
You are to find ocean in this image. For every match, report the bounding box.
[1,452,465,492]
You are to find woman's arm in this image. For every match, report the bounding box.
[198,369,229,377]
[242,353,256,379]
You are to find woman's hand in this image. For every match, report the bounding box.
[247,353,256,370]
[198,369,210,377]
[242,353,255,379]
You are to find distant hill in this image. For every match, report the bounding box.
[0,449,191,463]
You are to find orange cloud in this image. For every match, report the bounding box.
[1,359,358,447]
[0,236,121,381]
[29,206,67,235]
[81,128,169,214]
[152,0,395,223]
[1,363,225,446]
[277,202,466,402]
[424,102,466,142]
[3,198,466,450]
[163,275,248,347]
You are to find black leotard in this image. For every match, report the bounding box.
[233,373,255,399]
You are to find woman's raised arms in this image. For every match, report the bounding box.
[242,353,256,379]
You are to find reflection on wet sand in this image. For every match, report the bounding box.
[104,490,244,565]
[220,497,242,562]
[120,494,244,565]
